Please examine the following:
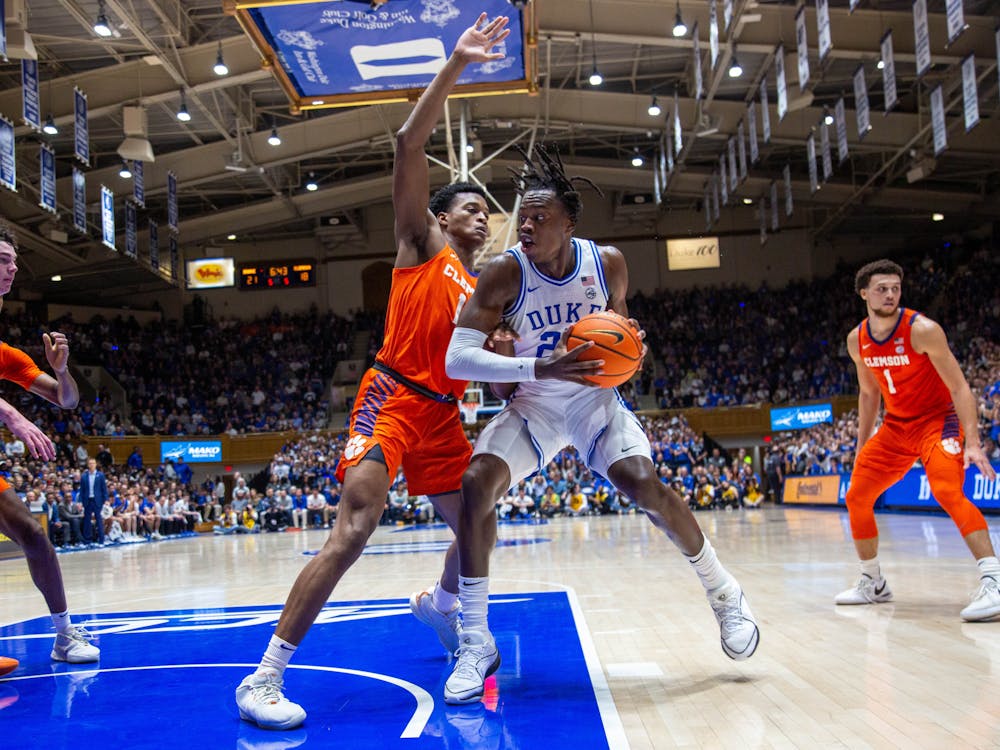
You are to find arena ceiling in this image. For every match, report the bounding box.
[1,0,999,304]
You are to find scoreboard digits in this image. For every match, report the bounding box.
[238,260,316,290]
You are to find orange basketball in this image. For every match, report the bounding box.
[0,657,18,678]
[565,311,643,388]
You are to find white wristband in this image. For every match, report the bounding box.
[446,326,537,382]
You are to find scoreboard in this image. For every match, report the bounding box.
[238,260,316,290]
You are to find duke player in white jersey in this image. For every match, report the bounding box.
[442,145,760,704]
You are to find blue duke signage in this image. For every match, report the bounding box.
[161,441,222,463]
[770,403,833,431]
[883,465,1000,510]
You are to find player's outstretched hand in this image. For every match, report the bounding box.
[535,330,603,386]
[965,443,997,481]
[42,332,70,374]
[4,409,55,461]
[454,13,510,64]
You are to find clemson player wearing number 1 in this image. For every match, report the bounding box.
[837,259,1000,621]
[235,13,511,730]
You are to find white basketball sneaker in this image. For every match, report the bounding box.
[444,630,501,705]
[50,626,100,663]
[960,577,1000,622]
[236,669,307,730]
[409,589,462,656]
[708,581,760,661]
[835,574,893,605]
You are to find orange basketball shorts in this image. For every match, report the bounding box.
[335,367,472,496]
[845,409,987,539]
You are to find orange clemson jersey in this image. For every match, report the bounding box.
[376,245,477,401]
[0,342,43,390]
[857,308,953,420]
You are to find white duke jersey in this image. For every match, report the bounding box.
[502,237,610,401]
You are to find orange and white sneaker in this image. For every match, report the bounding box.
[236,669,307,730]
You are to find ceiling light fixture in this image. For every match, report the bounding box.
[94,0,112,37]
[227,233,237,241]
[877,59,885,70]
[305,173,318,191]
[631,148,644,167]
[267,127,281,146]
[932,212,944,222]
[42,114,58,135]
[742,197,753,205]
[648,97,662,117]
[588,0,602,86]
[51,275,62,282]
[176,91,191,122]
[119,160,132,179]
[824,112,834,126]
[672,1,687,37]
[213,42,229,76]
[728,51,743,78]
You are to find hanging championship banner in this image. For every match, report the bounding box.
[816,0,832,62]
[962,54,978,132]
[673,91,683,155]
[704,185,712,231]
[770,181,780,231]
[653,145,662,206]
[149,220,160,270]
[913,0,931,78]
[167,171,178,232]
[719,154,729,205]
[850,0,861,12]
[737,121,748,180]
[100,186,115,250]
[74,88,89,166]
[759,198,767,245]
[39,143,56,213]
[807,133,818,194]
[881,30,897,113]
[835,97,849,163]
[712,172,720,222]
[72,167,86,234]
[747,101,759,163]
[666,129,674,173]
[796,8,810,92]
[854,64,871,139]
[784,163,794,216]
[0,116,14,192]
[692,22,703,100]
[727,137,737,191]
[21,59,39,131]
[820,119,833,180]
[169,234,179,281]
[133,160,145,208]
[0,0,7,61]
[709,0,719,70]
[946,0,966,46]
[775,45,788,121]
[760,78,772,142]
[724,0,733,31]
[930,84,947,155]
[996,27,1000,96]
[125,200,138,259]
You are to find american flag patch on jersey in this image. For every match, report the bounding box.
[581,274,595,286]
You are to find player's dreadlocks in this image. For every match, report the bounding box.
[510,144,603,223]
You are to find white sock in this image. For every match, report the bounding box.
[686,537,733,592]
[432,581,458,613]
[977,556,1000,581]
[860,557,882,581]
[51,610,72,635]
[258,635,297,677]
[459,576,490,634]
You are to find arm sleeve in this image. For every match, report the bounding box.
[445,327,537,383]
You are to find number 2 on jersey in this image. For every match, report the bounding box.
[536,331,560,358]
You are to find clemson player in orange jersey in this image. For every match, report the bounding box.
[0,224,100,675]
[235,13,511,729]
[836,259,999,621]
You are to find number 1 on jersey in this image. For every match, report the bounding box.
[883,368,897,394]
[453,293,467,325]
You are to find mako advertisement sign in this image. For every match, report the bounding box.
[161,441,222,464]
[770,403,833,431]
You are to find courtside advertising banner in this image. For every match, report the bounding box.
[666,237,720,271]
[883,465,1000,510]
[783,475,847,505]
[770,403,833,431]
[161,441,223,463]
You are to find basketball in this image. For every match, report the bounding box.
[0,656,18,678]
[565,311,643,387]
